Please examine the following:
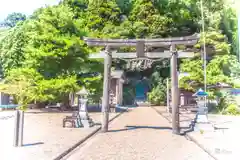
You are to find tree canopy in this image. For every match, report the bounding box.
[0,0,238,108]
[2,12,26,27]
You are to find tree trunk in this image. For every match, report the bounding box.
[61,95,71,111]
[29,102,46,109]
[35,102,46,108]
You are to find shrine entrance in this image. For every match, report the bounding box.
[84,34,200,134]
[135,79,149,102]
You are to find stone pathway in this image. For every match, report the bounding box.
[0,111,118,160]
[63,107,213,160]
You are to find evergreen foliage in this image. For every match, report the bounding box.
[0,0,238,108]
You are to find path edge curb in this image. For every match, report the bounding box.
[53,110,126,160]
[151,106,218,160]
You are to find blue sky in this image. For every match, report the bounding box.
[0,0,61,21]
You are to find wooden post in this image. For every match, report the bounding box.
[101,46,112,132]
[170,45,180,134]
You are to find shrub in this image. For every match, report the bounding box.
[216,93,240,115]
[147,83,166,105]
[223,104,240,115]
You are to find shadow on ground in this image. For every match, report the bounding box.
[152,107,197,135]
[23,142,44,147]
[108,125,194,134]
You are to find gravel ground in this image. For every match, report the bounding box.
[0,111,118,160]
[64,107,213,160]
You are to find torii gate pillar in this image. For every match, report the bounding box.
[101,46,112,132]
[170,45,180,134]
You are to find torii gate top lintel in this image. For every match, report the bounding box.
[85,33,200,60]
[83,33,200,47]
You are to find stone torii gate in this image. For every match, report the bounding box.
[84,34,200,134]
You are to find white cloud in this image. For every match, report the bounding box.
[0,0,61,21]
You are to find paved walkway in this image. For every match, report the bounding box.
[63,107,214,160]
[0,111,118,160]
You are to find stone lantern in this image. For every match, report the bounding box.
[192,88,215,132]
[76,87,94,128]
[193,88,208,123]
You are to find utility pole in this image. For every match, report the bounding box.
[200,0,207,93]
[238,10,240,62]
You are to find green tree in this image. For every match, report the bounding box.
[82,0,122,38]
[62,0,89,19]
[128,0,171,38]
[0,68,80,109]
[2,12,26,27]
[0,68,44,110]
[0,0,238,111]
[0,4,103,108]
[23,4,103,106]
[0,22,28,74]
[116,0,133,16]
[180,30,233,91]
[23,4,90,77]
[0,27,9,40]
[148,76,166,105]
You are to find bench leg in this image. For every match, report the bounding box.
[63,119,66,128]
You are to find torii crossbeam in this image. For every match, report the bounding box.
[89,51,195,59]
[84,34,200,134]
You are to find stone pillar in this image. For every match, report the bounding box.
[116,79,119,105]
[180,93,185,106]
[119,79,123,105]
[171,45,180,134]
[101,46,112,132]
[79,98,94,128]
